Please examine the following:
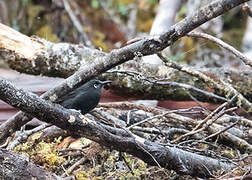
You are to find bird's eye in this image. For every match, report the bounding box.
[93,83,98,89]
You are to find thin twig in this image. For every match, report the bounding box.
[171,103,238,143]
[193,102,228,131]
[107,69,228,103]
[0,137,11,148]
[120,152,135,175]
[243,3,252,17]
[233,154,252,162]
[7,123,51,150]
[127,108,202,129]
[187,31,252,67]
[61,157,87,177]
[203,120,238,141]
[119,126,162,168]
[62,0,94,48]
[157,52,252,112]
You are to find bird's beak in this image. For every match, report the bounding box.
[101,80,112,85]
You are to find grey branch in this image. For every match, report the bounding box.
[187,31,252,67]
[0,0,250,144]
[0,78,235,178]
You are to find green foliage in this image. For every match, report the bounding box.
[91,0,100,9]
[21,0,29,6]
[27,5,45,27]
[117,2,128,16]
[222,28,245,50]
[91,30,108,51]
[168,53,186,62]
[148,0,159,6]
[80,137,86,145]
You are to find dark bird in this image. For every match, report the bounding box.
[56,80,111,114]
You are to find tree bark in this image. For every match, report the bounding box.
[0,148,60,180]
[0,79,234,178]
[0,0,249,78]
[0,0,251,143]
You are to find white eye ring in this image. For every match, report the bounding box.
[93,84,98,89]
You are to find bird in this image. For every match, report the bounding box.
[56,79,111,114]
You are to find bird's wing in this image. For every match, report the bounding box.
[54,89,79,105]
[54,84,90,105]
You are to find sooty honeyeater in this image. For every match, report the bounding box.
[56,80,111,114]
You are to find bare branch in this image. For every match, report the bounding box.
[187,31,252,67]
[0,0,250,143]
[0,0,249,77]
[157,53,252,112]
[0,79,235,178]
[7,123,51,150]
[203,121,238,140]
[99,101,252,151]
[108,69,229,102]
[243,3,252,17]
[62,0,94,48]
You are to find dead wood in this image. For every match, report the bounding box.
[99,102,252,152]
[0,0,251,178]
[0,148,60,180]
[0,0,251,143]
[0,79,235,178]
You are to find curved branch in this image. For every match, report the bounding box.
[0,0,250,143]
[0,79,234,178]
[0,0,249,78]
[187,31,252,67]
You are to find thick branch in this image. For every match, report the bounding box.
[0,148,59,180]
[105,67,252,102]
[0,79,234,178]
[0,0,250,143]
[0,0,249,78]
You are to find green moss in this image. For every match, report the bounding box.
[35,25,59,42]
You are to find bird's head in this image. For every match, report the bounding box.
[88,80,112,91]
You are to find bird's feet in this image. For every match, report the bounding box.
[70,109,86,119]
[70,109,82,114]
